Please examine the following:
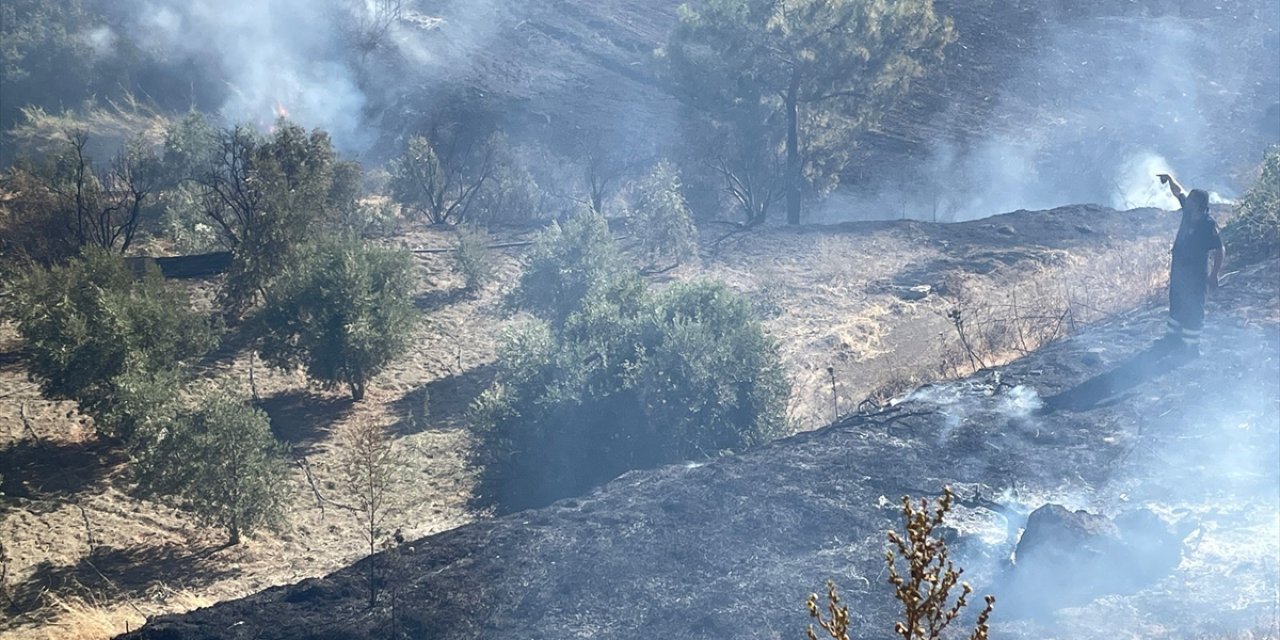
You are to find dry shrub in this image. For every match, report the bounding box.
[939,240,1167,375]
[334,415,407,607]
[10,96,172,158]
[39,587,211,640]
[807,487,994,640]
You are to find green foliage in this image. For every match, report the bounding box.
[629,162,698,266]
[257,238,418,401]
[806,487,995,640]
[140,390,289,545]
[666,0,955,224]
[7,249,218,438]
[198,120,357,311]
[155,111,223,252]
[0,0,102,135]
[475,221,788,509]
[1223,147,1280,264]
[453,224,497,292]
[508,208,645,329]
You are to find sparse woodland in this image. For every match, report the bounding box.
[0,0,1277,638]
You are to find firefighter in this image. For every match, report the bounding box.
[1155,173,1225,356]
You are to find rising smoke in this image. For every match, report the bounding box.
[95,0,502,154]
[818,8,1279,222]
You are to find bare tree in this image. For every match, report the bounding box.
[338,0,404,55]
[335,416,405,608]
[389,129,498,225]
[40,130,156,254]
[712,151,783,228]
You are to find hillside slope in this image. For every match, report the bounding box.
[379,0,1278,212]
[0,205,1183,639]
[122,257,1279,640]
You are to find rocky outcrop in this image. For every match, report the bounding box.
[122,259,1279,640]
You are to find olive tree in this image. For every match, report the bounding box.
[257,238,418,401]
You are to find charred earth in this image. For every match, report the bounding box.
[122,259,1279,639]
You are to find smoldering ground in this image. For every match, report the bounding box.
[897,262,1280,638]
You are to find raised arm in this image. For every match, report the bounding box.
[1157,173,1187,207]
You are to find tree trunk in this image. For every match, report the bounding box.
[351,379,366,402]
[785,72,802,226]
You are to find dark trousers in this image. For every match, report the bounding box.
[1166,270,1206,345]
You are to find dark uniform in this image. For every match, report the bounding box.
[1165,213,1223,349]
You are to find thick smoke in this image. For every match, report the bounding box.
[113,1,368,149]
[818,10,1279,222]
[98,0,502,153]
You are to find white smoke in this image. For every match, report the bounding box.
[1111,151,1181,210]
[819,10,1276,222]
[126,0,369,149]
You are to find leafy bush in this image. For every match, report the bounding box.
[1223,147,1280,264]
[474,217,787,510]
[257,238,418,401]
[156,111,223,253]
[7,249,218,438]
[453,224,497,292]
[139,390,289,545]
[198,121,357,312]
[507,208,645,329]
[628,161,698,267]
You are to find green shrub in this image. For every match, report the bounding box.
[453,224,497,292]
[257,238,418,401]
[140,390,289,545]
[1223,147,1280,264]
[7,249,218,438]
[628,161,698,267]
[507,207,644,329]
[475,253,787,510]
[198,121,357,312]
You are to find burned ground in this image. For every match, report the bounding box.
[119,256,1278,639]
[0,205,1194,638]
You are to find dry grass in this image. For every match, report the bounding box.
[34,587,212,640]
[0,210,1183,637]
[8,95,173,158]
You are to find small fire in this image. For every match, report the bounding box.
[274,102,290,119]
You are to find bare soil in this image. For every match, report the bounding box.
[1,205,1187,638]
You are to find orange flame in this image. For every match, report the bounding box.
[274,102,290,119]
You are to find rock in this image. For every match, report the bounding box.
[1006,505,1181,613]
[896,284,933,301]
[282,578,348,604]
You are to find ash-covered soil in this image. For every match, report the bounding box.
[119,254,1279,639]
